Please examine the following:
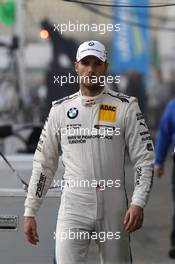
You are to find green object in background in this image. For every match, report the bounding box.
[0,1,16,26]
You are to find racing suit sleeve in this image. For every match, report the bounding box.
[125,99,154,208]
[24,106,62,217]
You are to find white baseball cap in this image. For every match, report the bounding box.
[76,40,107,62]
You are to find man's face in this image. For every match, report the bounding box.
[75,56,107,89]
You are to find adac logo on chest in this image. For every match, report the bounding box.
[99,104,117,122]
[100,104,116,112]
[67,107,79,119]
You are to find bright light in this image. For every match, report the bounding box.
[40,29,49,39]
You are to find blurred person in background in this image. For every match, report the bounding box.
[154,98,175,259]
[147,68,171,129]
[117,71,128,94]
[126,71,147,118]
[41,19,79,120]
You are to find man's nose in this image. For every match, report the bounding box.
[87,65,95,74]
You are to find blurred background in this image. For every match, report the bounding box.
[0,0,175,134]
[0,0,175,263]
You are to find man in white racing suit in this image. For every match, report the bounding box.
[24,40,154,264]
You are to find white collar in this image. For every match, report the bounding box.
[79,87,106,106]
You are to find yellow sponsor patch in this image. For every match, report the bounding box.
[98,104,117,122]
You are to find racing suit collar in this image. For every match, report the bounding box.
[79,87,106,106]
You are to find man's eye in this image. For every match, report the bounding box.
[95,61,103,66]
[81,60,89,65]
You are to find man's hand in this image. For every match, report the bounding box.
[23,216,39,245]
[124,205,144,233]
[154,164,164,178]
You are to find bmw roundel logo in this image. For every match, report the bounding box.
[67,107,78,119]
[88,41,94,46]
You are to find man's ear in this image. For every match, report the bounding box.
[74,61,78,74]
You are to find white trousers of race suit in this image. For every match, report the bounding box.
[55,185,132,264]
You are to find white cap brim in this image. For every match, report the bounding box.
[76,50,106,62]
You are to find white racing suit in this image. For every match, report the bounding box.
[24,87,154,264]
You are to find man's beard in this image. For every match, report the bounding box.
[84,82,102,90]
[80,75,105,90]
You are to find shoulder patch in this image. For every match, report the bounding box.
[115,93,130,103]
[52,93,78,106]
[105,91,130,103]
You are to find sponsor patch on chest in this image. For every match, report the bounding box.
[98,104,117,122]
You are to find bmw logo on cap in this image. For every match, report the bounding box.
[88,42,94,46]
[67,107,78,119]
